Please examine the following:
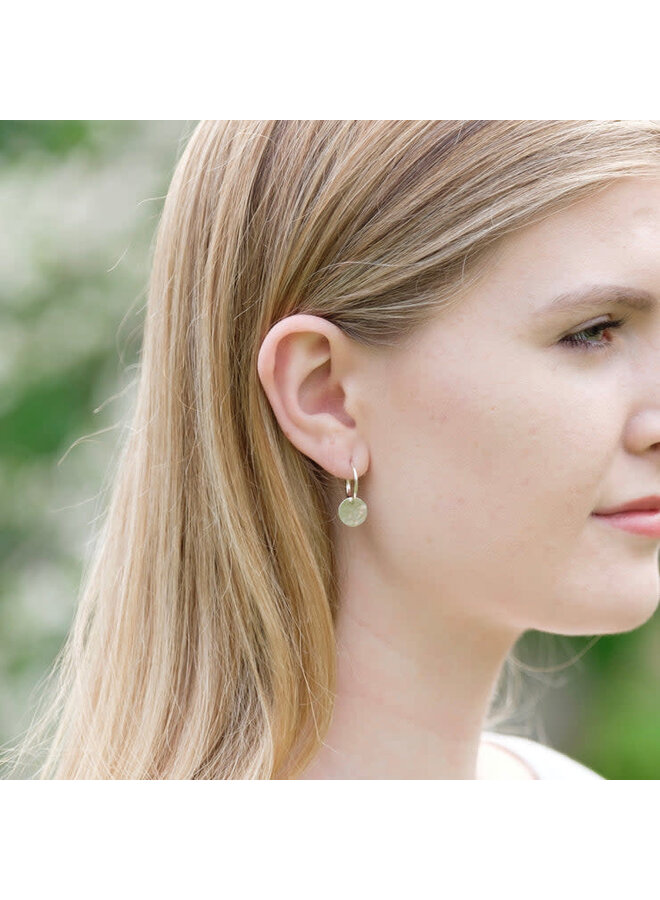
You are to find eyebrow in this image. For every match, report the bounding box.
[542,284,657,315]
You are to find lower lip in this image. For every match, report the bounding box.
[591,510,660,537]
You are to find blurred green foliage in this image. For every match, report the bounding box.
[0,120,189,760]
[0,120,136,161]
[0,352,103,459]
[0,120,658,778]
[0,120,93,158]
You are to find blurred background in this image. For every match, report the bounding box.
[1,120,659,779]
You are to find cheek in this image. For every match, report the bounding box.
[409,365,598,519]
[372,354,618,602]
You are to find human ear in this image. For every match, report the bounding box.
[256,314,369,481]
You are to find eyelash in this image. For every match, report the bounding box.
[559,318,627,351]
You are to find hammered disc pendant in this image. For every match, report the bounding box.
[338,496,368,527]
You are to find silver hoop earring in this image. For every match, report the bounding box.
[338,463,368,527]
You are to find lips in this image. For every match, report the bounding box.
[591,496,660,538]
[593,495,660,515]
[591,509,660,538]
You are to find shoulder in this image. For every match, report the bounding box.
[481,730,605,780]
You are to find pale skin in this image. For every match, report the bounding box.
[257,177,660,779]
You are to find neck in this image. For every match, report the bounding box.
[299,544,523,779]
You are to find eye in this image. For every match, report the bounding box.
[559,317,626,352]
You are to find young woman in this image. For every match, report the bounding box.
[6,120,660,778]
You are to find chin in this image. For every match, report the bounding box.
[591,602,660,635]
[545,592,660,637]
[539,555,660,636]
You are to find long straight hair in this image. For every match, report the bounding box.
[4,120,660,778]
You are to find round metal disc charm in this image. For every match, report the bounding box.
[338,496,368,527]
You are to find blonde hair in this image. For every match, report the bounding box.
[4,120,660,778]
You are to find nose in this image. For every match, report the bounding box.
[624,367,660,455]
[622,329,660,452]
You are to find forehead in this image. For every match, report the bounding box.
[454,176,660,320]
